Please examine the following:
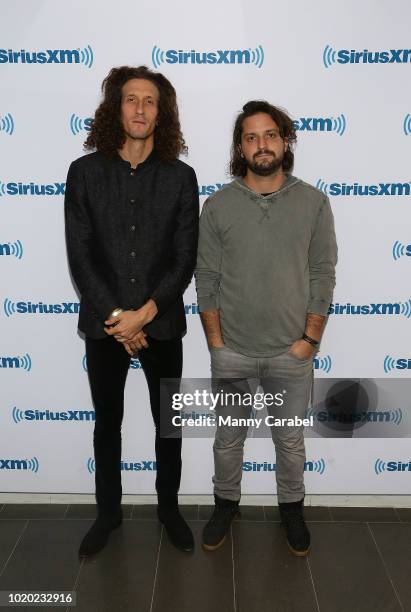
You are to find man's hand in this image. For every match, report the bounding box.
[123,331,149,356]
[288,339,316,360]
[104,300,158,342]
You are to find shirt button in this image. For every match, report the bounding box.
[130,251,136,257]
[130,171,135,176]
[130,225,136,231]
[130,198,135,204]
[130,278,136,283]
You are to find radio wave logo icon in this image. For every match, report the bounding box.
[403,114,411,136]
[69,114,92,135]
[0,181,7,196]
[400,299,411,318]
[391,409,403,426]
[316,179,329,195]
[384,355,396,373]
[0,240,23,259]
[152,45,165,68]
[3,298,16,317]
[374,458,386,475]
[251,45,264,68]
[332,114,346,136]
[392,241,407,261]
[0,113,15,135]
[323,44,337,68]
[20,354,32,371]
[27,457,39,473]
[80,45,94,69]
[12,406,24,423]
[313,355,332,373]
[311,458,326,475]
[87,457,96,474]
[82,355,88,372]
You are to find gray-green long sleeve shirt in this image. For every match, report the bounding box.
[195,175,337,357]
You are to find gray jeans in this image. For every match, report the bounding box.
[210,346,313,504]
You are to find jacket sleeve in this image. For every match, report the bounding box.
[150,166,199,316]
[307,196,338,316]
[194,198,222,312]
[64,160,119,322]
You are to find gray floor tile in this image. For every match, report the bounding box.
[0,520,85,592]
[396,507,411,522]
[0,521,28,574]
[308,523,401,612]
[263,506,281,521]
[0,504,67,520]
[65,504,132,520]
[329,506,399,522]
[369,522,411,610]
[233,521,317,612]
[152,521,234,612]
[75,521,161,612]
[130,504,198,521]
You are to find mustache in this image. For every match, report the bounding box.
[254,150,275,159]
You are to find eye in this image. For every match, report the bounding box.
[246,136,255,142]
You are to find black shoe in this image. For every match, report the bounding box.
[202,495,239,551]
[78,513,122,557]
[158,506,194,552]
[278,499,310,556]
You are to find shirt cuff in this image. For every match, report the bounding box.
[307,299,331,317]
[197,295,219,312]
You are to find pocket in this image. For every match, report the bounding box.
[286,349,311,363]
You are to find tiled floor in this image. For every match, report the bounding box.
[0,504,409,612]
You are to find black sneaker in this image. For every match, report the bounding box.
[78,512,122,557]
[158,506,194,552]
[278,499,310,556]
[202,495,239,551]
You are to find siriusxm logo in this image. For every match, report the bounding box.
[4,299,79,317]
[313,354,332,373]
[0,46,94,68]
[69,114,93,135]
[0,181,65,196]
[87,458,156,473]
[316,179,411,197]
[152,45,264,68]
[374,458,411,475]
[392,241,411,261]
[293,115,346,136]
[323,45,411,68]
[184,302,199,315]
[199,183,226,197]
[242,458,325,474]
[82,355,141,372]
[0,113,15,136]
[328,299,411,318]
[0,354,31,371]
[12,406,95,423]
[384,355,411,372]
[0,240,23,259]
[308,406,403,425]
[0,457,39,472]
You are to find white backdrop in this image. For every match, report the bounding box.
[1,0,410,495]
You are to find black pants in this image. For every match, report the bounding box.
[85,335,183,517]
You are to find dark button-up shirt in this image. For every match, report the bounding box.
[64,149,199,340]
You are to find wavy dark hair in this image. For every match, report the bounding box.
[229,100,297,176]
[84,65,187,161]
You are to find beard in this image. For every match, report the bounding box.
[246,149,284,176]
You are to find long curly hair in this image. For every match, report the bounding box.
[84,65,187,161]
[230,100,297,176]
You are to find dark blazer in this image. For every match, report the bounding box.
[64,150,199,340]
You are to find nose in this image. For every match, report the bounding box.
[134,99,144,115]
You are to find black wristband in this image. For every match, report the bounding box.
[302,333,319,347]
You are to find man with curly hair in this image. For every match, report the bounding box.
[195,100,337,556]
[65,66,199,556]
